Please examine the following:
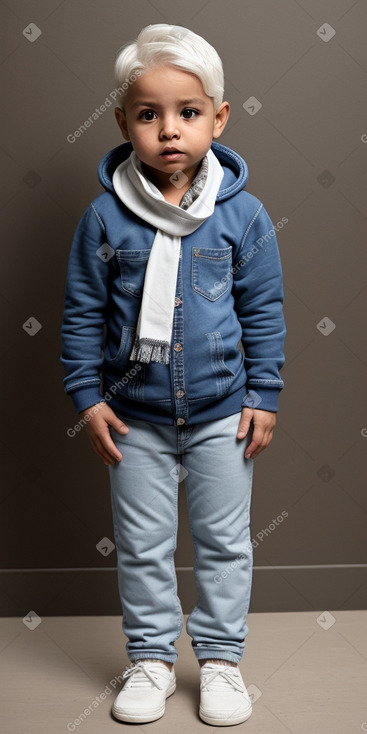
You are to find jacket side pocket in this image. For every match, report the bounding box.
[107,325,145,401]
[206,330,235,397]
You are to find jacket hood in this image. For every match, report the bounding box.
[98,141,248,201]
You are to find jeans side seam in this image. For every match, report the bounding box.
[169,465,184,641]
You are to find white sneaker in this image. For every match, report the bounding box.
[199,663,252,726]
[112,660,176,723]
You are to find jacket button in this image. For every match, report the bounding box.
[174,342,182,352]
[176,389,185,399]
[176,417,185,426]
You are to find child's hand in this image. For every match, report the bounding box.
[237,407,276,459]
[79,403,129,466]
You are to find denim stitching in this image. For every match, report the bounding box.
[238,202,263,254]
[91,202,106,232]
[205,331,234,396]
[65,376,101,392]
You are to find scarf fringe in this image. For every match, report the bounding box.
[130,336,171,365]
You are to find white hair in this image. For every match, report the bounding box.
[114,24,224,111]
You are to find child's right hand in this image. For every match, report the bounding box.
[79,402,129,466]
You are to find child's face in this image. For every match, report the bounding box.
[115,65,229,192]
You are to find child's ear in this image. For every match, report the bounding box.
[212,101,230,139]
[115,107,130,141]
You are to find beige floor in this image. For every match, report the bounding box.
[0,611,366,733]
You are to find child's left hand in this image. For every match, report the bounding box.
[237,408,276,459]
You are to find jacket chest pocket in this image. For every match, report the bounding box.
[116,249,151,298]
[191,246,232,301]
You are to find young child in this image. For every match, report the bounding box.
[61,24,286,726]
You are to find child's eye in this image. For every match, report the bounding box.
[181,108,199,119]
[139,110,156,121]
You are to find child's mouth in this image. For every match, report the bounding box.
[160,149,184,160]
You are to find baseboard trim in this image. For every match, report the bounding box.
[1,566,366,616]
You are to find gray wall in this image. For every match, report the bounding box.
[1,0,366,616]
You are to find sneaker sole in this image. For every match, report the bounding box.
[112,681,176,723]
[199,704,252,726]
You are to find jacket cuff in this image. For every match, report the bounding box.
[67,385,105,414]
[241,386,282,413]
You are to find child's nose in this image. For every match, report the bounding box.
[160,117,180,139]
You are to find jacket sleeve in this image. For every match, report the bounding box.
[232,200,286,412]
[60,203,110,413]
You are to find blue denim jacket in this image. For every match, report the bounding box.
[61,141,286,425]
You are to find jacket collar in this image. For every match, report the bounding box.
[98,141,248,201]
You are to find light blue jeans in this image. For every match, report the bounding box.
[109,412,254,665]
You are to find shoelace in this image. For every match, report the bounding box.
[122,661,166,690]
[200,665,245,693]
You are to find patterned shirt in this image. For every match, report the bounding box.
[179,155,209,210]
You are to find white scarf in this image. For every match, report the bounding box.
[112,148,224,364]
